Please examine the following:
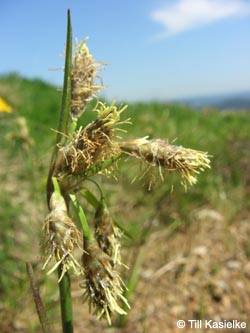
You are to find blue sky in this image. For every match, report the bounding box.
[1,0,250,102]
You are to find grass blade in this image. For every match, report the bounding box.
[70,193,92,240]
[46,9,72,203]
[80,188,99,209]
[57,9,72,138]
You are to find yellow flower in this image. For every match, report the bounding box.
[0,97,12,113]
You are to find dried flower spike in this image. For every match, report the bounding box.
[94,197,122,265]
[43,191,82,281]
[59,101,129,176]
[71,39,104,120]
[120,138,211,187]
[81,238,129,325]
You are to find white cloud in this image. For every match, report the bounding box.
[150,0,250,38]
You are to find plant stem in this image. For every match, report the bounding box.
[26,262,51,333]
[49,11,74,333]
[58,269,74,333]
[118,246,145,327]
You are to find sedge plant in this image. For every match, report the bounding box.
[39,10,211,332]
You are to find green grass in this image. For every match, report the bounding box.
[1,73,250,329]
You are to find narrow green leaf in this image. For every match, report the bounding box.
[57,9,72,140]
[46,10,72,203]
[79,189,99,209]
[119,247,144,327]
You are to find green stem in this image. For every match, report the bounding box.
[58,269,73,333]
[77,153,123,179]
[51,177,61,194]
[119,246,145,327]
[54,11,74,333]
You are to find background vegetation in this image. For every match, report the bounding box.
[1,73,250,332]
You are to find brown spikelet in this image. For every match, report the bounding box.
[120,138,211,187]
[81,238,129,325]
[94,198,122,265]
[43,192,82,281]
[71,40,104,119]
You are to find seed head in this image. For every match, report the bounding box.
[43,192,82,281]
[94,198,122,265]
[120,138,211,188]
[81,238,129,324]
[71,39,104,119]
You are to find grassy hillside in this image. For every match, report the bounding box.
[1,74,250,332]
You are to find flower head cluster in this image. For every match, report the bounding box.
[43,187,128,323]
[59,101,128,176]
[43,33,212,327]
[79,196,128,324]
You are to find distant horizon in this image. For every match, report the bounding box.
[1,71,249,108]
